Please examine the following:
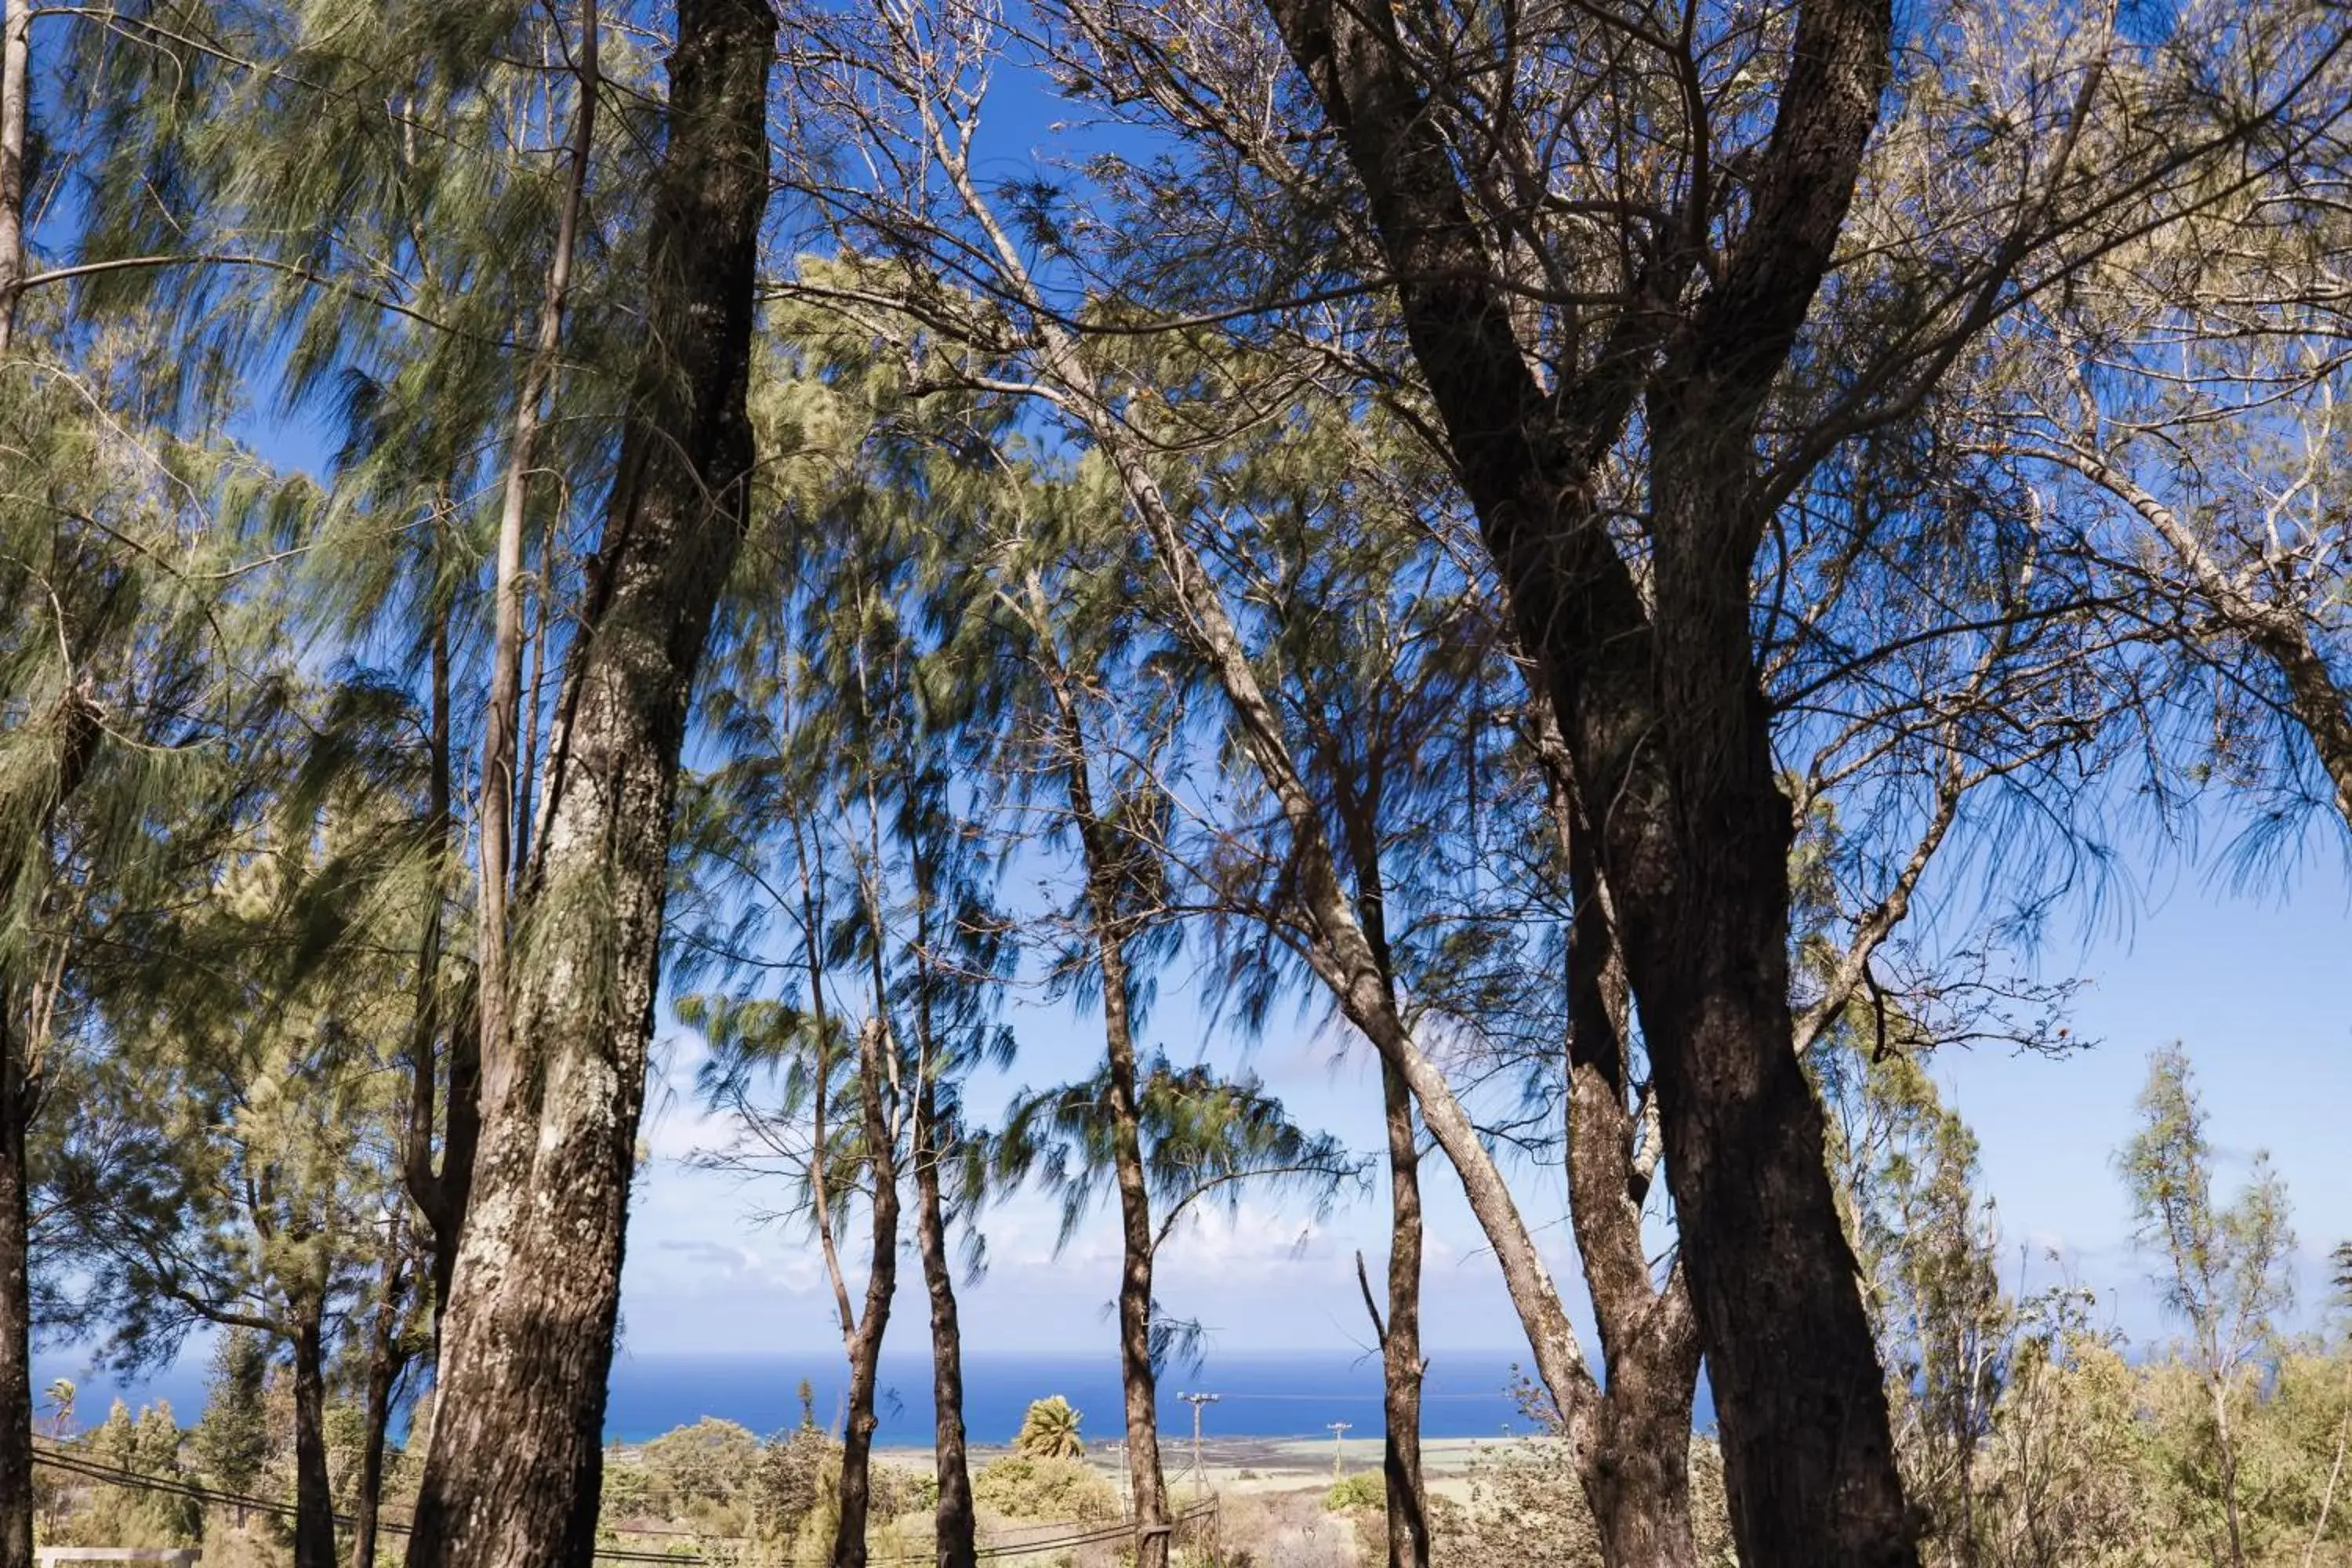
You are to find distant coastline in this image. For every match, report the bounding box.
[37,1345,1715,1446]
[603,1348,1555,1444]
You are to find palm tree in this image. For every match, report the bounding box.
[1014,1398,1085,1461]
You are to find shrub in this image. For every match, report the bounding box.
[971,1454,1119,1523]
[1323,1471,1385,1512]
[754,1424,843,1546]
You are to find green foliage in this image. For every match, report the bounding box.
[641,1417,763,1528]
[1011,1395,1086,1460]
[192,1327,274,1496]
[971,1454,1118,1522]
[2122,1046,2298,1365]
[56,1399,203,1547]
[1323,1470,1384,1511]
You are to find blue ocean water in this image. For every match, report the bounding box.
[604,1350,1553,1445]
[42,1346,1715,1446]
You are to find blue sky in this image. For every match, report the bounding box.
[618,821,2352,1362]
[103,29,2350,1380]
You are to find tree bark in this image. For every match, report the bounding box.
[1053,691,1172,1568]
[835,1018,901,1568]
[477,0,597,1089]
[1546,733,1703,1568]
[353,1229,413,1568]
[0,695,104,1568]
[1253,0,1915,1559]
[400,2,775,1563]
[405,587,474,1336]
[0,1022,34,1568]
[911,1083,977,1568]
[0,0,30,359]
[1328,785,1428,1568]
[290,1305,337,1568]
[1372,1058,1428,1568]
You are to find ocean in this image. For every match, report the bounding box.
[601,1349,1558,1445]
[38,1348,1569,1446]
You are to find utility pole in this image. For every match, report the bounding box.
[1327,1421,1352,1481]
[1179,1392,1221,1496]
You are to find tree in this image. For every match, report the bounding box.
[993,1,2348,1560]
[401,2,778,1561]
[194,1328,272,1523]
[1013,1396,1085,1461]
[67,1399,201,1548]
[2120,1045,2297,1568]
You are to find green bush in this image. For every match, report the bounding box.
[1323,1471,1385,1512]
[971,1454,1119,1523]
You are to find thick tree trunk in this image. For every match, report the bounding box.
[912,1088,977,1568]
[290,1307,337,1568]
[1253,0,1914,1556]
[835,1018,901,1568]
[0,1029,33,1568]
[400,4,775,1564]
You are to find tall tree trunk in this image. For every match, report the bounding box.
[1044,670,1171,1568]
[290,1305,338,1568]
[0,697,104,1568]
[1254,0,1913,1555]
[2216,1376,2246,1568]
[401,2,775,1563]
[0,2,42,1549]
[353,1233,413,1568]
[0,0,30,359]
[0,1018,34,1568]
[1374,1058,1428,1568]
[405,588,472,1336]
[1329,784,1429,1568]
[912,1088,977,1568]
[835,1018,901,1568]
[1550,741,1702,1568]
[901,779,977,1568]
[477,0,597,1048]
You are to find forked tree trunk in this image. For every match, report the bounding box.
[912,1086,978,1568]
[1053,687,1171,1568]
[1255,0,1915,1555]
[290,1307,337,1568]
[836,1018,901,1568]
[400,2,775,1562]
